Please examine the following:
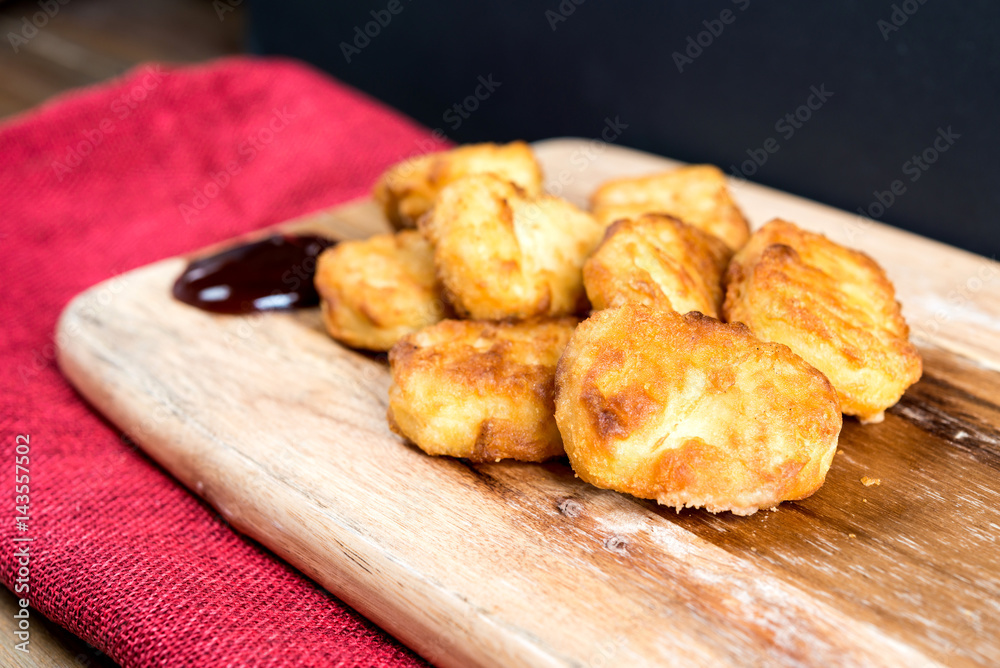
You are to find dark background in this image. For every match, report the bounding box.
[249,0,998,259]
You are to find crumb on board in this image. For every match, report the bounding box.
[861,476,881,487]
[837,449,843,455]
[849,533,856,538]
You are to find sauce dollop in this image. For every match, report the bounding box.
[172,234,336,314]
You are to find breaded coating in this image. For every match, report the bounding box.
[420,174,605,320]
[388,318,577,462]
[315,230,445,351]
[723,219,922,423]
[583,213,731,317]
[590,165,751,251]
[373,141,544,229]
[555,305,842,515]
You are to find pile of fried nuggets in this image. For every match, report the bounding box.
[314,141,922,515]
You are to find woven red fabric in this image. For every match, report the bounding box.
[0,57,448,667]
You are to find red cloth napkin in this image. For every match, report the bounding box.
[0,56,450,667]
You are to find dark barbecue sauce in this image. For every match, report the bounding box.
[172,234,337,314]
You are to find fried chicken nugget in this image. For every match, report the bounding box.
[590,165,751,251]
[555,304,842,515]
[420,174,605,320]
[582,213,731,317]
[723,219,922,423]
[314,230,446,351]
[373,141,544,229]
[388,318,577,462]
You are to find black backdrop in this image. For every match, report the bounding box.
[249,1,998,258]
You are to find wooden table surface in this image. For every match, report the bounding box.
[0,0,242,118]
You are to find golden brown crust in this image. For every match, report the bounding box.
[555,305,842,515]
[582,213,732,317]
[373,141,544,229]
[589,165,750,251]
[420,174,604,320]
[314,230,446,351]
[388,318,577,462]
[722,218,923,422]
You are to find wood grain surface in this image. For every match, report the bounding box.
[56,139,1000,667]
[0,0,243,119]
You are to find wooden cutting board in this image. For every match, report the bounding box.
[56,139,1000,668]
